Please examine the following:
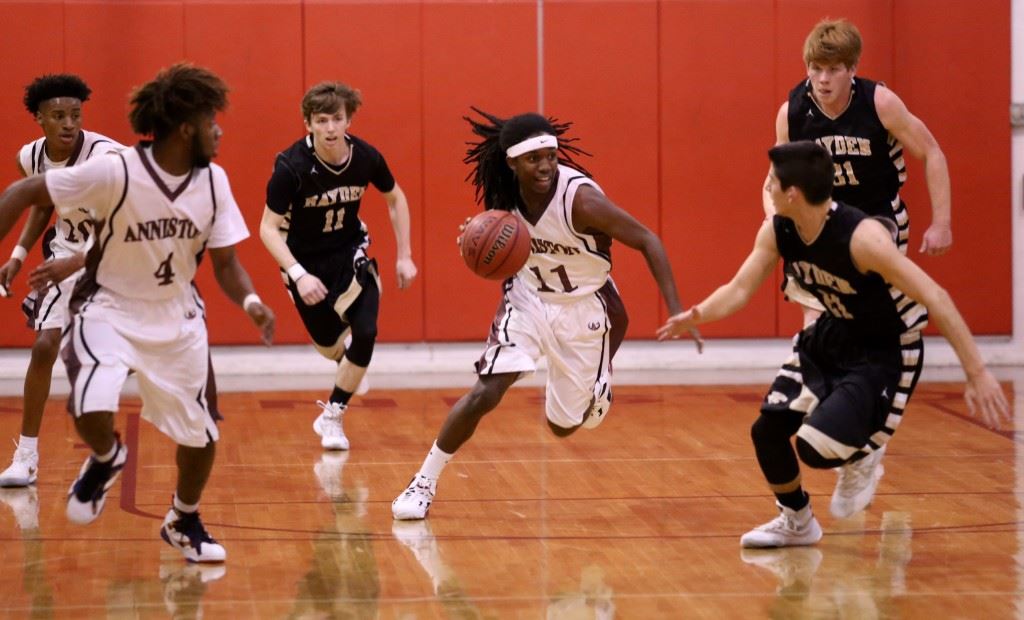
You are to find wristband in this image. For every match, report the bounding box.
[286,263,308,282]
[242,293,262,312]
[10,246,27,262]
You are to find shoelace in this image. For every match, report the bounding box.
[403,477,434,497]
[315,401,345,434]
[765,513,798,532]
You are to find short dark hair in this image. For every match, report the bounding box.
[24,74,92,114]
[301,81,362,120]
[768,141,834,204]
[128,63,228,141]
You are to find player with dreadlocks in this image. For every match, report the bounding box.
[0,62,275,562]
[392,109,703,520]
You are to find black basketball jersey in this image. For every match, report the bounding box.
[788,78,905,219]
[266,133,395,257]
[773,203,926,344]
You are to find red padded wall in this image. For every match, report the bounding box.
[184,1,305,344]
[421,1,538,341]
[0,3,67,347]
[893,0,1011,334]
[305,0,425,343]
[0,0,1011,348]
[546,0,664,339]
[660,0,778,337]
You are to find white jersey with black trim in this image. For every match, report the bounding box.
[44,144,249,301]
[18,130,123,258]
[514,165,611,302]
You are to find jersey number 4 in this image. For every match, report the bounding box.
[154,252,175,286]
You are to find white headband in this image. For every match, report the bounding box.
[506,134,557,158]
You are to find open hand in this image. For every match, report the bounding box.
[28,256,83,291]
[0,258,21,296]
[964,370,1010,429]
[657,306,705,353]
[246,301,276,346]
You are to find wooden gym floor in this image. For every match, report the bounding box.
[0,380,1018,618]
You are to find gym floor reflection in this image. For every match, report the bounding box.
[0,380,1018,618]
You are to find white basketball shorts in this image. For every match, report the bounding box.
[475,279,612,429]
[62,289,218,447]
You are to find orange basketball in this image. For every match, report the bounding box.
[460,210,531,280]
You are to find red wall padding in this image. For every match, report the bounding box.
[0,0,1010,348]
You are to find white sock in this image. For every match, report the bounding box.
[418,441,453,480]
[94,442,118,463]
[173,494,200,514]
[18,435,38,452]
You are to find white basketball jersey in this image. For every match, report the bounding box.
[515,165,611,302]
[45,144,249,301]
[18,130,123,258]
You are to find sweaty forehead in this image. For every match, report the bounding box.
[38,97,82,113]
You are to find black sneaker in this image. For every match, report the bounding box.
[160,508,227,563]
[65,441,127,525]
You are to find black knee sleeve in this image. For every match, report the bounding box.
[750,411,803,445]
[751,412,804,485]
[344,327,376,367]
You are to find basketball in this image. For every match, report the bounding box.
[460,210,531,280]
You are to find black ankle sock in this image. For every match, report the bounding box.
[775,489,809,511]
[330,386,353,406]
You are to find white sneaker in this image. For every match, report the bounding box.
[313,401,349,450]
[392,474,437,520]
[160,562,226,616]
[392,518,437,555]
[160,508,227,563]
[66,442,128,525]
[0,486,39,530]
[740,546,823,594]
[0,444,39,487]
[581,375,612,430]
[740,502,823,548]
[313,451,349,500]
[831,446,886,519]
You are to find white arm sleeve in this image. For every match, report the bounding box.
[44,154,124,221]
[206,164,250,249]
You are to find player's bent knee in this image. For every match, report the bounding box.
[795,437,844,469]
[345,333,376,367]
[31,331,62,364]
[750,412,802,446]
[313,340,346,362]
[464,383,504,415]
